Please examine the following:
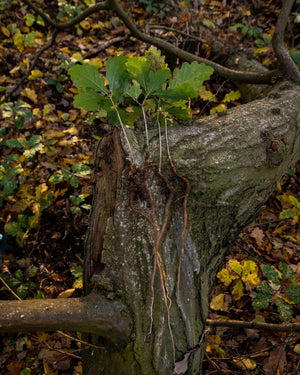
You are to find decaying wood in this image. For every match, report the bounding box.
[0,293,131,349]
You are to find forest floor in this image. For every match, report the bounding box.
[0,0,299,374]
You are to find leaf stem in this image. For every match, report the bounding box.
[109,96,135,165]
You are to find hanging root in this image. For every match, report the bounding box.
[164,115,191,305]
[128,156,176,361]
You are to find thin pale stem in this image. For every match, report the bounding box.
[109,96,135,165]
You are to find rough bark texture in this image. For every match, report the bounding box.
[83,81,300,374]
[0,294,131,349]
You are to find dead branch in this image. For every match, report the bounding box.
[21,0,285,84]
[0,293,131,349]
[206,318,300,332]
[1,30,58,104]
[272,0,300,82]
[22,0,110,30]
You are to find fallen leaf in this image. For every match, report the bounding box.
[233,357,257,370]
[210,293,225,310]
[250,227,264,247]
[173,353,190,374]
[57,288,75,298]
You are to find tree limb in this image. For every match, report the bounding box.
[206,318,300,332]
[108,0,279,84]
[272,0,300,82]
[22,0,110,30]
[1,29,58,104]
[22,0,281,84]
[0,293,131,349]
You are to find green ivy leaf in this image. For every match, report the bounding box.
[69,175,79,188]
[280,209,297,219]
[261,264,280,285]
[286,285,300,303]
[252,292,271,309]
[69,63,107,94]
[275,298,293,322]
[0,175,18,194]
[17,284,28,300]
[279,262,294,280]
[5,139,24,148]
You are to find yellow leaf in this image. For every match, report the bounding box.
[294,344,300,355]
[1,26,10,37]
[210,293,225,311]
[89,58,103,68]
[37,331,50,343]
[241,260,260,286]
[57,288,75,298]
[210,104,227,114]
[217,268,239,285]
[228,259,243,276]
[233,358,256,370]
[21,87,38,103]
[223,90,241,103]
[232,279,244,300]
[80,19,91,30]
[28,69,43,80]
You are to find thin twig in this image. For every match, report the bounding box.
[0,276,22,301]
[147,24,206,44]
[56,330,105,349]
[22,0,110,30]
[206,318,300,332]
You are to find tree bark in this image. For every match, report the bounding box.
[83,81,300,374]
[0,294,131,349]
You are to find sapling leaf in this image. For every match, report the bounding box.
[73,90,108,112]
[161,83,198,101]
[106,55,129,102]
[169,61,214,91]
[125,57,150,89]
[69,63,107,94]
[125,79,142,100]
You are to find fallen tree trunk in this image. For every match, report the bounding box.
[82,80,300,374]
[0,293,131,349]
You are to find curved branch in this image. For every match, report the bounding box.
[108,0,278,84]
[0,294,131,349]
[206,318,300,332]
[272,0,300,82]
[22,0,110,30]
[22,0,279,84]
[1,29,58,104]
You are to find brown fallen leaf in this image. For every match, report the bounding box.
[250,227,265,247]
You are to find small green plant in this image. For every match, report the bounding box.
[2,101,33,128]
[70,194,91,214]
[217,260,299,322]
[68,47,214,164]
[277,193,300,224]
[138,0,168,19]
[0,260,38,299]
[230,21,263,39]
[49,163,92,188]
[71,265,83,289]
[252,263,299,322]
